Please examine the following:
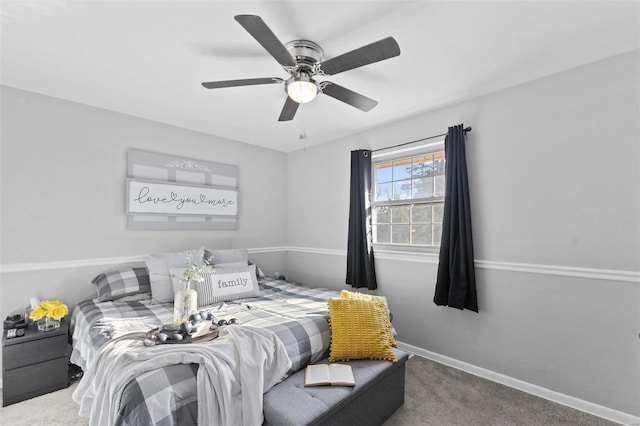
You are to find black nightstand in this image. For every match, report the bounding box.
[2,319,70,406]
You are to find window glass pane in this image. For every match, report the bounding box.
[391,205,410,223]
[434,175,446,196]
[412,177,433,198]
[392,158,411,180]
[434,151,445,175]
[374,206,390,223]
[433,203,444,222]
[372,149,445,248]
[391,224,410,244]
[375,182,392,201]
[411,204,432,223]
[375,161,392,183]
[375,224,390,244]
[411,224,431,245]
[433,223,442,245]
[393,180,411,200]
[411,155,433,177]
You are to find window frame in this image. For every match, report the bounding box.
[371,140,446,254]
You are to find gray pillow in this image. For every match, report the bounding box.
[208,248,249,265]
[92,267,150,302]
[144,247,205,303]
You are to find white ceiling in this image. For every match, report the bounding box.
[1,1,638,152]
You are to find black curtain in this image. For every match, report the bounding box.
[434,124,478,312]
[346,150,378,290]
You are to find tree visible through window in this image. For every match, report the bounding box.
[372,150,445,247]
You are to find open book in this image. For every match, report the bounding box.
[304,363,355,387]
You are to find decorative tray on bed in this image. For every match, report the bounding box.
[145,322,220,345]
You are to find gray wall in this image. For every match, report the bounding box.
[285,50,640,416]
[0,85,288,324]
[1,49,638,419]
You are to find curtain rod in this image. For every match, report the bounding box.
[371,126,472,153]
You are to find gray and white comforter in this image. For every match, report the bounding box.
[70,278,337,425]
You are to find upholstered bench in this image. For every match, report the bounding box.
[263,348,409,426]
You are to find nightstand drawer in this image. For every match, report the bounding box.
[2,356,69,406]
[3,333,67,370]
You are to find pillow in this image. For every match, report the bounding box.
[196,264,260,307]
[203,249,266,279]
[327,297,397,363]
[92,267,151,302]
[207,248,249,265]
[213,261,264,281]
[340,290,397,348]
[144,247,205,303]
[214,261,249,269]
[169,265,214,294]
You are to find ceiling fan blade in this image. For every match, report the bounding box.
[201,77,283,89]
[234,15,296,68]
[318,37,400,76]
[320,82,378,112]
[278,96,299,121]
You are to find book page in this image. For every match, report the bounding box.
[329,364,355,386]
[305,364,331,386]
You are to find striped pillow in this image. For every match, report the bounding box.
[196,264,260,307]
[92,267,151,302]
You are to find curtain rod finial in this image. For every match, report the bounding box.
[464,126,472,133]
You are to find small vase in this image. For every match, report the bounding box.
[37,317,61,332]
[174,282,197,325]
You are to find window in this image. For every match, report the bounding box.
[372,146,445,248]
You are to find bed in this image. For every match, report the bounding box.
[70,277,339,425]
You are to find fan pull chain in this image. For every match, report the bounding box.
[299,102,307,150]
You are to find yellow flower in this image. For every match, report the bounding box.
[29,306,46,321]
[30,300,69,321]
[40,300,58,311]
[50,304,69,320]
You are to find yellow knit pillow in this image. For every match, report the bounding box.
[328,297,397,363]
[340,290,397,348]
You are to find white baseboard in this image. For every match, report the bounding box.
[396,341,640,426]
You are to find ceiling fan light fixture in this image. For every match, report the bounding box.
[286,73,318,104]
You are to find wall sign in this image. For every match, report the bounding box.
[126,150,239,230]
[127,179,237,217]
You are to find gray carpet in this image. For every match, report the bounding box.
[384,355,615,426]
[0,355,615,425]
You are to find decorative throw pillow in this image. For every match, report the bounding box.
[168,266,212,294]
[327,297,397,363]
[196,264,261,307]
[340,290,397,348]
[92,266,151,302]
[204,249,267,279]
[144,247,205,303]
[214,261,249,269]
[207,248,249,265]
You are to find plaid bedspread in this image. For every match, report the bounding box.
[70,278,338,425]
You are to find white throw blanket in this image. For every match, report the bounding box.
[72,325,292,425]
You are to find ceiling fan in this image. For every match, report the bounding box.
[201,15,401,122]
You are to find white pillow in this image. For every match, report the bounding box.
[196,264,260,307]
[144,247,205,303]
